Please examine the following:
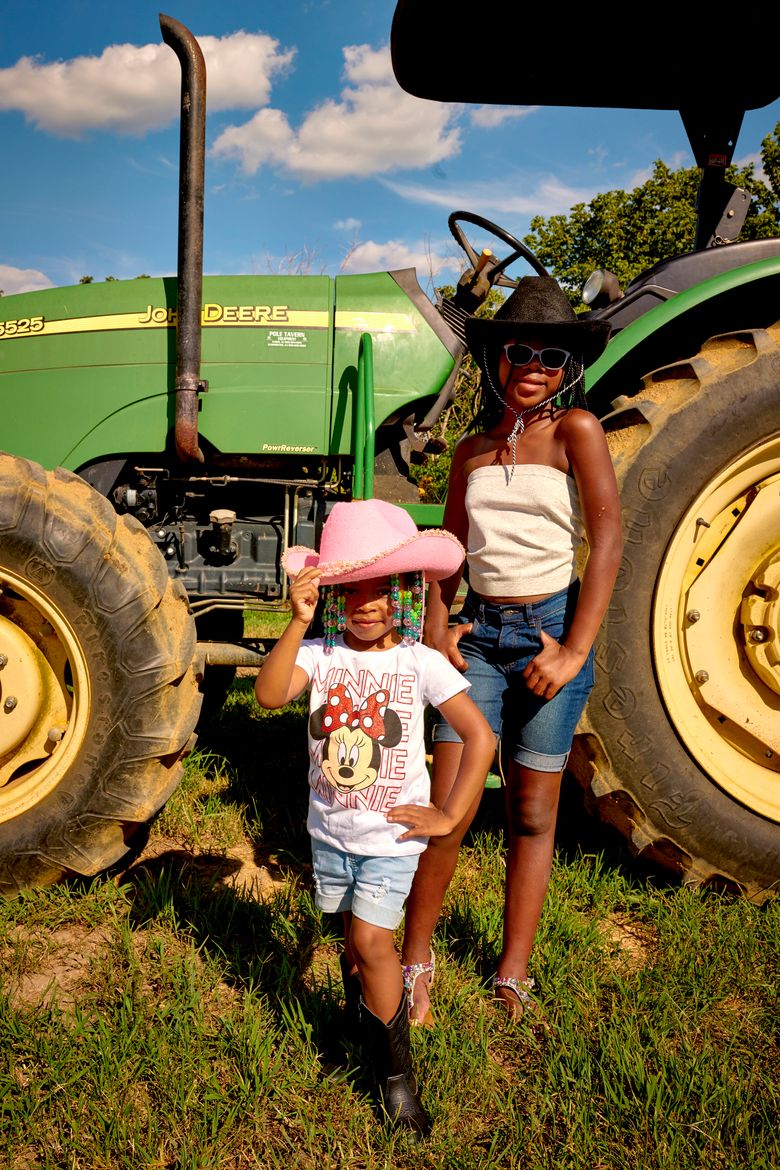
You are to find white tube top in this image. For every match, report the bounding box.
[465,464,583,596]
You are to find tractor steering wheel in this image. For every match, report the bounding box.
[448,210,548,287]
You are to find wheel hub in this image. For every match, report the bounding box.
[0,616,53,762]
[740,556,780,697]
[654,440,780,823]
[0,574,88,820]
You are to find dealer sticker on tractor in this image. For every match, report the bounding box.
[266,330,308,348]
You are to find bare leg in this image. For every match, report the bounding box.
[341,910,359,976]
[401,741,485,1023]
[349,917,404,1023]
[494,760,562,1016]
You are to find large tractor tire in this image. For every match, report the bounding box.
[0,454,202,894]
[570,324,780,900]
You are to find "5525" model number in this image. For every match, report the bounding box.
[0,316,45,338]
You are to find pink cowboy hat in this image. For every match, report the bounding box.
[282,499,464,584]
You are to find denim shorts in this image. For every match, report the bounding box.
[310,838,420,930]
[432,581,594,772]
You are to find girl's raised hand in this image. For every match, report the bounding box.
[289,566,321,628]
[523,630,587,700]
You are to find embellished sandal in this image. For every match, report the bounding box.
[402,950,436,1028]
[491,975,549,1030]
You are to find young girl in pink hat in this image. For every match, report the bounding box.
[255,499,494,1137]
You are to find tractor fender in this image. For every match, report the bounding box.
[586,258,780,415]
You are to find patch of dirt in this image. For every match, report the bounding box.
[5,923,113,1011]
[219,840,286,899]
[127,833,287,901]
[599,911,656,971]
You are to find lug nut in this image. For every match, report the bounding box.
[694,671,709,684]
[748,628,769,644]
[0,654,7,670]
[687,610,701,623]
[3,696,18,713]
[47,727,66,744]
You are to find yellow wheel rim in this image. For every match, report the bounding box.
[653,433,780,822]
[0,569,91,821]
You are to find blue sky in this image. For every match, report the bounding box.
[3,1,779,297]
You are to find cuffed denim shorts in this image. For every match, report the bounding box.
[310,838,420,930]
[432,581,594,772]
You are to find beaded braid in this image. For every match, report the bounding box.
[400,571,424,645]
[390,575,402,628]
[323,585,340,653]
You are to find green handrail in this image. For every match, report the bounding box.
[353,332,375,499]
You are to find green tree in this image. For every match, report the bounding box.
[523,122,780,303]
[411,285,505,503]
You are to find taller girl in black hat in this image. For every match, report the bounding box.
[401,275,623,1024]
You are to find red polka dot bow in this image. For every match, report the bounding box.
[321,685,389,740]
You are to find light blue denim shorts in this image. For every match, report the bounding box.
[310,838,420,930]
[432,582,594,772]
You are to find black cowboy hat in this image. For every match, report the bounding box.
[465,275,611,367]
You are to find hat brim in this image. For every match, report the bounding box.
[283,529,464,585]
[465,315,611,368]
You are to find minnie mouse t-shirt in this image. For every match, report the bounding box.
[294,637,469,856]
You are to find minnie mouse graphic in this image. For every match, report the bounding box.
[310,684,403,794]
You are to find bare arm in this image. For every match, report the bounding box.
[386,691,494,839]
[523,411,623,700]
[254,567,320,708]
[424,438,473,670]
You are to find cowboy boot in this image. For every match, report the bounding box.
[360,993,430,1137]
[339,952,362,1047]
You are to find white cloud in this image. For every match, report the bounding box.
[469,105,539,128]
[342,44,389,85]
[334,217,362,232]
[212,44,461,180]
[340,238,455,278]
[0,32,294,136]
[382,175,595,218]
[0,264,55,295]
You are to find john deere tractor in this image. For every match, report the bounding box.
[0,9,778,898]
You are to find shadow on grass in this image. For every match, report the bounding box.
[197,679,312,863]
[120,680,360,1069]
[122,848,357,1075]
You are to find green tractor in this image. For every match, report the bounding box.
[0,10,778,899]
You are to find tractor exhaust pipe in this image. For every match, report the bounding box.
[160,13,206,463]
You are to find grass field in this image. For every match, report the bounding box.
[1,678,778,1170]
